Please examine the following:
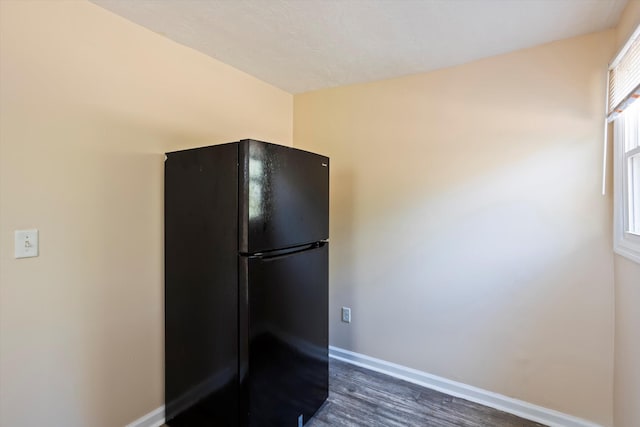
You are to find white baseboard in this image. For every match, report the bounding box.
[125,405,164,427]
[329,346,603,427]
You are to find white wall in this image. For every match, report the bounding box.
[0,1,292,426]
[294,31,615,426]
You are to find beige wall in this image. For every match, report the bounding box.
[0,1,292,426]
[294,32,616,425]
[613,2,640,426]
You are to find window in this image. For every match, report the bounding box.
[611,26,640,264]
[614,100,640,262]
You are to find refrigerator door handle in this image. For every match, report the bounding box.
[247,241,327,261]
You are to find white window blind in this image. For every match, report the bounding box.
[611,25,640,264]
[608,25,640,120]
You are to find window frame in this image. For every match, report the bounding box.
[613,103,640,264]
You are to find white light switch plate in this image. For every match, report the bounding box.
[15,229,38,258]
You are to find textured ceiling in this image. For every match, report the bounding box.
[91,0,628,94]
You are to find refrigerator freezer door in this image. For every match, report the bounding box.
[239,243,329,427]
[239,140,329,254]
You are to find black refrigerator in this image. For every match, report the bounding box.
[165,139,329,427]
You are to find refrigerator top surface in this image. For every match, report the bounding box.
[165,139,328,159]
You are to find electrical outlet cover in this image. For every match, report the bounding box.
[341,306,351,323]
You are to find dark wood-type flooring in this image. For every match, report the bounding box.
[305,359,547,427]
[163,359,547,426]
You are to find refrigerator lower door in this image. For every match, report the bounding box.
[239,243,329,427]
